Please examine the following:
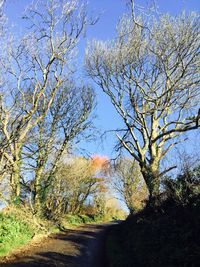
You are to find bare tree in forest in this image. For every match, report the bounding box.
[0,0,92,203]
[86,2,200,205]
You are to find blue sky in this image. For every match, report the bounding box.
[4,0,200,159]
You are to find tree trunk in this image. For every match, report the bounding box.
[9,145,23,204]
[10,165,21,204]
[140,164,160,208]
[34,166,44,215]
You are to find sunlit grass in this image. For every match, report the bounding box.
[0,213,33,257]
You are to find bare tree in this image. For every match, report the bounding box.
[45,157,102,218]
[86,3,200,205]
[0,0,5,12]
[22,83,95,212]
[112,158,148,214]
[0,0,91,203]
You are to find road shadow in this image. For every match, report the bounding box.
[1,224,113,267]
[1,252,79,267]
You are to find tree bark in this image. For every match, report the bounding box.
[10,163,21,204]
[34,166,44,214]
[140,163,160,207]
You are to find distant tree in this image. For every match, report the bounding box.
[86,1,200,206]
[112,158,148,214]
[44,155,108,218]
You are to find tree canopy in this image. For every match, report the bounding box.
[86,6,200,204]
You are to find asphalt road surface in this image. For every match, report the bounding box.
[0,223,115,267]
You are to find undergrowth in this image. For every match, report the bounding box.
[107,164,200,267]
[107,203,200,267]
[0,213,33,257]
[59,214,106,229]
[0,205,56,257]
[0,206,114,258]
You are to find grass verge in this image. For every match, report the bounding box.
[0,205,57,258]
[0,208,110,258]
[0,213,33,257]
[59,214,106,229]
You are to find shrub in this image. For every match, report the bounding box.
[107,203,200,267]
[106,164,200,267]
[163,165,200,207]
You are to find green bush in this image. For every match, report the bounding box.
[60,213,104,229]
[80,214,95,223]
[0,213,33,257]
[106,165,200,266]
[107,196,200,267]
[65,215,84,225]
[106,202,200,267]
[163,164,200,207]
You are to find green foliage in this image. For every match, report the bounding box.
[59,214,103,229]
[0,213,33,257]
[163,164,200,206]
[65,215,85,225]
[80,214,95,223]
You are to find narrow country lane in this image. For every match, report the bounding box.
[0,223,115,267]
